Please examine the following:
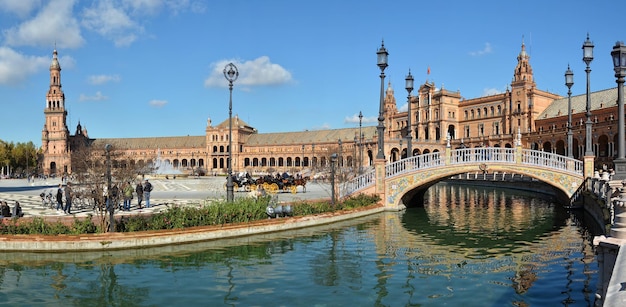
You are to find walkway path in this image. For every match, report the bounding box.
[0,177,333,218]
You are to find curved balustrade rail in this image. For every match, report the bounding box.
[521,149,583,175]
[339,170,375,198]
[385,152,442,177]
[450,147,515,164]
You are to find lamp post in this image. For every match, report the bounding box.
[399,138,403,160]
[612,42,626,179]
[405,69,414,157]
[338,139,343,181]
[376,41,388,160]
[353,136,357,171]
[582,34,594,156]
[312,144,315,171]
[301,145,305,169]
[358,111,363,174]
[565,65,574,158]
[224,63,238,202]
[105,144,114,233]
[330,153,337,205]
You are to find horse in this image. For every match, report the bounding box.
[293,176,308,192]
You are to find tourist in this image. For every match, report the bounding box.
[56,184,64,211]
[135,182,144,209]
[12,201,23,217]
[143,179,153,208]
[1,201,11,218]
[64,182,73,214]
[123,182,133,211]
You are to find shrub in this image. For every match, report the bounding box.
[0,193,380,235]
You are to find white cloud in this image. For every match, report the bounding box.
[482,87,502,96]
[312,123,331,130]
[344,113,377,124]
[0,47,49,85]
[3,0,84,49]
[0,0,41,17]
[204,56,293,88]
[149,99,167,107]
[469,42,493,56]
[88,74,121,85]
[79,91,108,101]
[81,0,142,47]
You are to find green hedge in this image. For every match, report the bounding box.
[0,194,380,235]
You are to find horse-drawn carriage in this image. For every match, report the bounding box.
[225,172,308,194]
[224,172,256,192]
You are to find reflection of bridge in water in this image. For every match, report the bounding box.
[341,144,587,209]
[372,183,596,296]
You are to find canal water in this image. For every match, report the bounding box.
[0,182,599,306]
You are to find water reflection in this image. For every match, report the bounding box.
[0,183,600,306]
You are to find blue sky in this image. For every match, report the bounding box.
[0,0,622,147]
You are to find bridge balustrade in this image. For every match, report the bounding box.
[521,149,583,175]
[450,147,515,164]
[385,152,442,177]
[339,170,375,197]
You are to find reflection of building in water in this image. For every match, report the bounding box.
[372,183,595,296]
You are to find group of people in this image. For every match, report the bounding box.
[110,179,153,211]
[1,200,23,218]
[55,182,73,214]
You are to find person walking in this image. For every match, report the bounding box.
[143,179,153,208]
[135,182,144,209]
[64,182,73,214]
[123,182,133,211]
[56,184,64,212]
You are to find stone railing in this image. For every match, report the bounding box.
[339,170,375,198]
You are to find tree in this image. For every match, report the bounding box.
[0,139,38,178]
[70,143,149,232]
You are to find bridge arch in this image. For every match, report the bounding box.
[389,164,572,209]
[340,146,588,211]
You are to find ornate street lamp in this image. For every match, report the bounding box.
[330,153,337,205]
[353,135,357,170]
[224,63,238,202]
[582,34,594,156]
[405,69,414,157]
[612,41,626,179]
[565,65,574,158]
[338,139,343,168]
[312,144,315,171]
[301,145,305,169]
[358,111,363,174]
[105,144,114,232]
[376,41,388,160]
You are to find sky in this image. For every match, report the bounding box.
[0,0,623,147]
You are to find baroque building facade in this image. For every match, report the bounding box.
[40,44,622,177]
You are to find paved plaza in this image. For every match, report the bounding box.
[0,177,333,218]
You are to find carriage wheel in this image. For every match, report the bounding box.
[290,186,297,194]
[233,182,239,191]
[245,184,251,192]
[250,184,257,192]
[271,183,279,193]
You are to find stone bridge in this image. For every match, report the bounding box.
[340,145,589,210]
